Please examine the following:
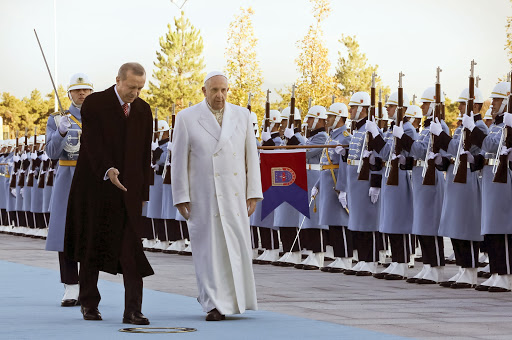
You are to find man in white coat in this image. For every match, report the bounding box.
[171,71,263,321]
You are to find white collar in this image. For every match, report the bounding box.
[114,85,129,108]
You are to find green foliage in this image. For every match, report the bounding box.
[335,35,390,102]
[147,11,206,118]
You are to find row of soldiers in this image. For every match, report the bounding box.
[249,71,512,293]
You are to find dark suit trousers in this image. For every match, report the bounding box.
[79,220,143,314]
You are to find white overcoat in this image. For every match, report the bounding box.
[171,99,263,315]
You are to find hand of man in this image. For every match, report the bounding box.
[430,118,443,136]
[366,117,379,138]
[247,198,258,217]
[369,187,380,204]
[392,121,404,139]
[58,116,71,136]
[338,191,347,208]
[462,112,476,132]
[311,186,318,198]
[462,150,475,164]
[261,127,271,142]
[107,168,127,192]
[335,145,346,156]
[177,202,191,220]
[284,125,295,139]
[505,112,512,128]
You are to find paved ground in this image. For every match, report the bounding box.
[2,233,512,339]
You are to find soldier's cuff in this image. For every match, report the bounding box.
[370,174,382,188]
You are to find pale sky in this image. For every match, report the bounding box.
[1,0,511,104]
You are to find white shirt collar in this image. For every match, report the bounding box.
[114,85,130,109]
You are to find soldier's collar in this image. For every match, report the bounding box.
[271,131,280,138]
[355,117,368,130]
[423,118,432,128]
[473,113,482,122]
[310,127,326,137]
[158,138,169,146]
[494,114,504,125]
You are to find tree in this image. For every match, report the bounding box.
[0,93,27,138]
[506,0,512,65]
[147,11,206,118]
[295,0,336,116]
[224,7,264,122]
[335,35,390,101]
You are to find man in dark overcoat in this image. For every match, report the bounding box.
[64,62,154,324]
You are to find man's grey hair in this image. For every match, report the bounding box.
[118,62,145,80]
[204,76,229,90]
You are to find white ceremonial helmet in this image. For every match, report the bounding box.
[280,107,291,120]
[349,92,370,121]
[386,92,410,108]
[328,102,348,127]
[269,110,282,130]
[251,112,259,137]
[305,105,327,130]
[484,107,493,120]
[420,86,445,117]
[294,107,301,121]
[405,105,423,124]
[68,73,93,92]
[489,82,511,114]
[457,87,484,104]
[156,120,170,140]
[36,135,46,144]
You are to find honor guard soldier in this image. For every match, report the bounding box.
[272,107,306,267]
[0,141,9,230]
[146,120,170,252]
[253,110,283,264]
[313,102,353,272]
[395,86,449,284]
[14,136,28,234]
[294,105,329,270]
[466,81,512,292]
[431,87,487,288]
[374,95,417,280]
[31,135,48,238]
[341,92,386,276]
[5,139,18,232]
[483,107,493,128]
[45,73,93,306]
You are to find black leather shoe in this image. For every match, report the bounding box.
[81,306,102,321]
[205,309,225,321]
[445,259,456,265]
[381,263,391,268]
[61,299,80,307]
[415,257,423,262]
[450,282,474,289]
[343,269,357,275]
[303,265,319,270]
[482,272,492,279]
[294,264,305,269]
[475,284,490,291]
[488,286,511,293]
[355,271,372,276]
[123,311,150,325]
[330,268,345,273]
[252,259,261,264]
[439,280,454,288]
[384,274,405,280]
[280,262,296,267]
[258,260,272,265]
[320,266,331,272]
[416,278,436,284]
[178,251,192,256]
[271,261,282,266]
[405,278,418,284]
[372,272,387,279]
[477,271,485,278]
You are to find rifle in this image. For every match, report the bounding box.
[149,108,158,186]
[264,90,271,131]
[18,128,29,187]
[493,71,512,183]
[38,155,48,189]
[305,97,312,138]
[9,131,20,188]
[357,72,377,181]
[46,159,57,187]
[377,88,385,130]
[454,60,476,183]
[422,67,442,186]
[26,127,37,187]
[247,93,252,112]
[288,85,296,129]
[162,104,175,185]
[386,72,405,185]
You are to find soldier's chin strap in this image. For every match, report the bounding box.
[354,106,364,121]
[426,102,434,117]
[498,98,508,114]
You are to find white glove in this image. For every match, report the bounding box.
[167,141,173,151]
[366,118,379,138]
[362,149,372,159]
[151,141,159,151]
[335,146,346,156]
[500,145,512,156]
[31,152,37,160]
[392,154,406,165]
[10,188,16,198]
[311,186,318,198]
[430,118,443,136]
[392,121,404,139]
[462,112,475,132]
[20,187,24,199]
[21,152,27,161]
[261,128,271,142]
[13,155,20,162]
[462,150,474,164]
[58,116,71,135]
[284,124,295,139]
[338,191,347,208]
[369,187,380,204]
[504,112,512,128]
[429,151,442,165]
[41,152,49,161]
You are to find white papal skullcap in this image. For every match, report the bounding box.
[204,71,228,85]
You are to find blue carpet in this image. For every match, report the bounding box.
[0,260,408,339]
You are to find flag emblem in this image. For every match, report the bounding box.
[272,167,296,186]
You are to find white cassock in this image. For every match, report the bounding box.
[171,99,263,315]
